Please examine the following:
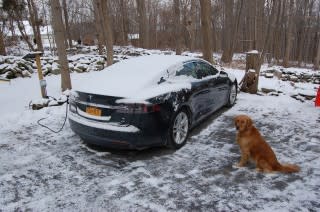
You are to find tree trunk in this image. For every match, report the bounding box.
[28,0,43,51]
[119,0,128,46]
[283,0,294,68]
[185,0,197,51]
[136,0,148,49]
[199,0,213,63]
[261,0,277,59]
[100,0,113,66]
[229,0,243,61]
[0,30,6,56]
[296,1,308,66]
[190,0,196,51]
[62,0,72,49]
[16,19,35,50]
[314,33,320,70]
[221,0,234,63]
[50,0,72,91]
[251,0,258,50]
[31,0,43,51]
[92,1,104,55]
[273,0,284,63]
[173,0,181,55]
[147,4,153,48]
[240,52,261,94]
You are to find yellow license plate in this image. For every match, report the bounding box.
[86,107,102,116]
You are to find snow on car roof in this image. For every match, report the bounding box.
[73,55,195,98]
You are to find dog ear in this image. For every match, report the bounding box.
[234,116,239,125]
[246,117,253,128]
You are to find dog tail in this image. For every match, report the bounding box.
[278,163,300,173]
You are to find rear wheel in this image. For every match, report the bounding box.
[167,109,189,149]
[226,82,237,107]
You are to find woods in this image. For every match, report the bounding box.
[0,0,320,69]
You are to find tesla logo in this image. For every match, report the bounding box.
[87,95,93,102]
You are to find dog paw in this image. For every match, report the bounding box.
[255,168,263,172]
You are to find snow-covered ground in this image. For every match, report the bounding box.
[0,52,320,211]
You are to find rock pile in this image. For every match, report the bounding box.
[0,54,107,79]
[261,67,320,84]
[0,56,34,79]
[260,66,319,102]
[0,46,163,79]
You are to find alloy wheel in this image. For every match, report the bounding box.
[172,111,189,144]
[229,84,237,105]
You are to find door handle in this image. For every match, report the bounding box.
[199,90,210,94]
[194,89,210,97]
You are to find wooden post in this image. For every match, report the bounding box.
[22,51,47,98]
[240,51,261,94]
[35,53,47,98]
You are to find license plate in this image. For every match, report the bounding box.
[86,107,102,116]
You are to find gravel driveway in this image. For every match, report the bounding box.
[1,93,319,211]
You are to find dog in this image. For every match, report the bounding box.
[234,114,300,173]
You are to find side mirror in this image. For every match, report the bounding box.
[219,71,228,77]
[157,77,165,84]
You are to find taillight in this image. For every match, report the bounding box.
[117,103,161,113]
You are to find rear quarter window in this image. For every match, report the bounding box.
[175,62,197,78]
[195,61,219,79]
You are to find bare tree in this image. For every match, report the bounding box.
[136,0,148,48]
[62,0,72,49]
[27,0,43,51]
[314,32,320,70]
[0,30,6,55]
[272,0,284,63]
[50,0,72,91]
[93,0,114,65]
[92,1,104,55]
[230,0,243,60]
[119,0,128,46]
[0,5,6,55]
[188,0,197,51]
[199,0,213,63]
[252,0,257,50]
[98,0,113,65]
[261,0,277,60]
[173,0,182,55]
[3,0,35,50]
[147,0,160,49]
[221,0,234,63]
[101,0,113,66]
[283,0,294,68]
[1,0,320,66]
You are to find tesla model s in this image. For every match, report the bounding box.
[68,55,237,149]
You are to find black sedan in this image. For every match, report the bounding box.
[68,55,237,149]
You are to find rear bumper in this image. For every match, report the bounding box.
[68,112,165,149]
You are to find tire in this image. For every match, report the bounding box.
[167,109,190,149]
[226,82,237,107]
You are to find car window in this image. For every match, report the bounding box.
[175,62,197,78]
[195,61,219,79]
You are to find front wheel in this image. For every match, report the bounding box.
[226,82,237,107]
[167,109,190,149]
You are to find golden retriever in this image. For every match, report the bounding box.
[234,115,300,173]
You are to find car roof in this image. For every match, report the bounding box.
[74,55,198,98]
